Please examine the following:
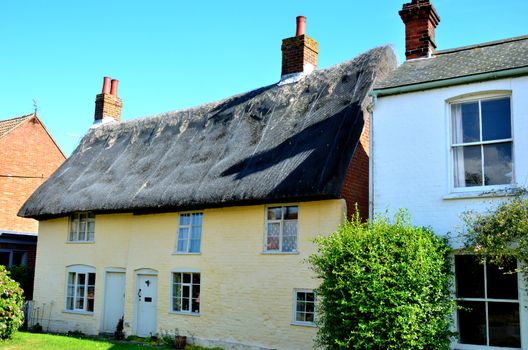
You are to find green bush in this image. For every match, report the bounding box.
[0,265,25,340]
[462,196,528,272]
[309,211,454,350]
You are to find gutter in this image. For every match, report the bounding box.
[370,66,528,98]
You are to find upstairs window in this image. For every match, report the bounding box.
[66,266,96,313]
[451,96,513,188]
[176,213,203,253]
[69,212,95,242]
[265,206,298,252]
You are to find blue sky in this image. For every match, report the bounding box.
[1,0,527,155]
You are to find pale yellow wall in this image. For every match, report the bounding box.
[33,199,346,350]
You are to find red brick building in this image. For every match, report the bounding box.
[0,113,65,277]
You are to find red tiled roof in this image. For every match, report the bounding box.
[0,114,34,140]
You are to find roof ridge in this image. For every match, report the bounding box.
[435,34,528,56]
[0,113,35,139]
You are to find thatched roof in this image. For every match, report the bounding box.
[19,46,397,219]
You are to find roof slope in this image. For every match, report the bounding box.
[0,114,34,139]
[375,35,528,90]
[20,46,397,219]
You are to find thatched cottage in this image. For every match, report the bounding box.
[19,17,396,349]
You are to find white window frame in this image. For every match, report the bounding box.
[68,212,95,242]
[453,255,526,350]
[292,289,316,327]
[448,92,514,193]
[65,265,96,314]
[175,212,203,254]
[264,205,299,253]
[171,271,201,315]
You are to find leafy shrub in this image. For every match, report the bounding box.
[0,265,25,340]
[462,196,528,272]
[309,211,454,350]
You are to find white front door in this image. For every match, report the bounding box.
[102,272,126,333]
[136,274,158,337]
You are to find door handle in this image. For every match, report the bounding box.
[138,288,142,299]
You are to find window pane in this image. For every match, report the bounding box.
[454,145,482,187]
[67,286,75,298]
[455,255,484,298]
[173,297,181,311]
[192,273,200,284]
[88,273,96,286]
[297,292,306,302]
[70,218,78,240]
[183,273,191,284]
[87,299,94,312]
[77,273,86,286]
[297,301,305,312]
[306,301,315,313]
[68,272,75,285]
[189,239,200,253]
[192,284,200,313]
[267,207,282,220]
[179,214,190,226]
[190,226,201,239]
[452,102,480,143]
[182,298,189,311]
[267,223,280,250]
[458,301,486,345]
[489,302,520,347]
[482,98,511,141]
[306,292,315,302]
[296,312,304,322]
[174,273,181,284]
[305,312,314,323]
[66,297,74,310]
[12,251,26,266]
[177,239,186,252]
[483,143,513,186]
[191,213,203,225]
[487,259,518,300]
[173,283,181,298]
[284,206,298,220]
[283,221,297,252]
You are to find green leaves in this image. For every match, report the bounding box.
[309,211,454,350]
[463,195,528,272]
[0,265,25,340]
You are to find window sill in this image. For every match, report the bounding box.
[65,241,95,244]
[172,252,201,255]
[261,251,300,255]
[62,309,94,316]
[443,187,519,200]
[168,311,200,317]
[291,322,317,328]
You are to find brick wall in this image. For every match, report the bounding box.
[340,112,370,221]
[0,117,65,232]
[281,35,319,76]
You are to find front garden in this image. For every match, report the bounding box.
[1,331,220,350]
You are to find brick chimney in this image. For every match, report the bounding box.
[94,76,122,123]
[399,0,440,60]
[281,16,319,78]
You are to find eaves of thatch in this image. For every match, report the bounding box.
[19,46,397,219]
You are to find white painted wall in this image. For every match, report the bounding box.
[372,76,528,247]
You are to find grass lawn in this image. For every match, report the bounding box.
[1,332,219,350]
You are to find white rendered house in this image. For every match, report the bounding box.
[372,1,528,349]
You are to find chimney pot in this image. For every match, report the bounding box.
[296,16,306,36]
[110,79,119,97]
[102,76,111,94]
[94,76,122,122]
